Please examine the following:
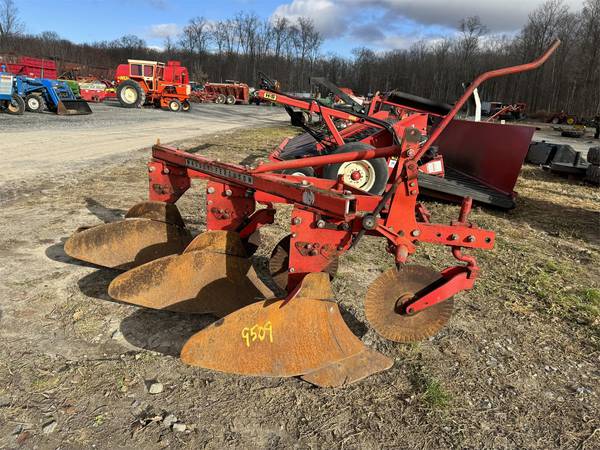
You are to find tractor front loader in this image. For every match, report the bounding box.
[64,42,560,387]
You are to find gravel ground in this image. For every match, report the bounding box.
[0,101,286,193]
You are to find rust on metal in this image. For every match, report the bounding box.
[365,265,454,342]
[64,218,191,269]
[125,201,186,227]
[301,348,393,387]
[183,230,246,257]
[268,235,339,292]
[108,251,266,316]
[180,273,390,381]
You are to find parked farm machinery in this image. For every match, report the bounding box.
[0,73,25,115]
[0,71,92,115]
[115,60,191,112]
[190,81,250,105]
[63,42,559,386]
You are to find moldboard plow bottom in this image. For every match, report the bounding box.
[62,42,560,386]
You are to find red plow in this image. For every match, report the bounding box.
[64,42,559,386]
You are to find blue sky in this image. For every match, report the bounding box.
[14,0,584,55]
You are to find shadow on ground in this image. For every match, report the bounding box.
[120,309,214,356]
[503,195,600,245]
[45,238,100,268]
[85,197,126,222]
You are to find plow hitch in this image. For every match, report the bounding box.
[62,41,560,386]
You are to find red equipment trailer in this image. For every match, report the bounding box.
[114,60,191,112]
[0,56,58,79]
[190,81,250,105]
[62,42,560,387]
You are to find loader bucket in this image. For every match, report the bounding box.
[180,273,393,386]
[107,231,273,316]
[56,99,93,115]
[64,201,192,269]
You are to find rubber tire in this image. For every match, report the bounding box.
[181,100,191,112]
[225,95,236,105]
[167,99,182,112]
[117,80,145,108]
[282,166,315,177]
[6,94,25,115]
[215,94,226,104]
[586,147,600,165]
[25,94,45,113]
[323,142,389,195]
[586,164,600,185]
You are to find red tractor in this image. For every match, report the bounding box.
[114,60,191,112]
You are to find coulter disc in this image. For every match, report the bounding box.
[364,265,454,343]
[180,273,393,382]
[64,218,191,269]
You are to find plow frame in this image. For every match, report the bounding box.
[143,40,560,312]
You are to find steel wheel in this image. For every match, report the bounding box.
[168,99,182,112]
[337,160,377,192]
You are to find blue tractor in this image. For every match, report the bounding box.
[0,73,26,115]
[18,76,92,115]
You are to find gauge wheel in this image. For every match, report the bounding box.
[215,94,226,104]
[282,167,315,177]
[225,95,236,105]
[181,100,191,112]
[323,142,389,194]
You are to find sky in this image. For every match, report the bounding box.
[14,0,585,54]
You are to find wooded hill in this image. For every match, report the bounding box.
[1,0,598,116]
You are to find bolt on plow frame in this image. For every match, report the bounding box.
[64,41,560,387]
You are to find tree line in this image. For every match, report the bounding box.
[1,0,598,116]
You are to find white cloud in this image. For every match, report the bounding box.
[272,0,346,38]
[272,0,585,50]
[147,23,181,39]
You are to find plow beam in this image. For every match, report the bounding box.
[64,201,191,269]
[108,231,273,316]
[181,273,393,386]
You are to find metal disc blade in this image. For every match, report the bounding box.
[365,266,454,343]
[108,251,265,316]
[125,201,185,227]
[180,273,379,378]
[301,348,393,387]
[64,218,191,269]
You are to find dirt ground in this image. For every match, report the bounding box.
[0,123,599,449]
[0,102,286,194]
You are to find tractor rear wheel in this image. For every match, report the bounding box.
[167,99,182,112]
[226,95,236,105]
[215,94,226,104]
[6,94,25,115]
[117,80,145,108]
[181,100,191,112]
[25,94,45,113]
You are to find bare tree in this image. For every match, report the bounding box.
[0,0,23,47]
[179,16,211,54]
